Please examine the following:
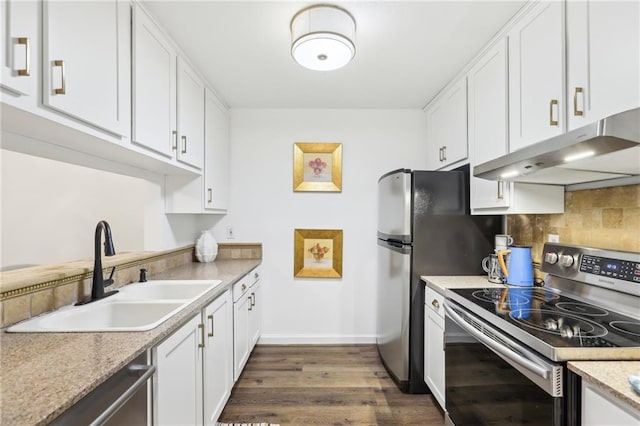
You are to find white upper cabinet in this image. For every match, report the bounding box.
[0,0,37,96]
[508,1,565,152]
[425,77,468,170]
[177,57,205,169]
[468,38,564,214]
[566,0,640,130]
[468,39,511,210]
[42,0,130,137]
[132,4,177,158]
[204,88,230,212]
[164,89,229,215]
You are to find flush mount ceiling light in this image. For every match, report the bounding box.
[290,4,356,71]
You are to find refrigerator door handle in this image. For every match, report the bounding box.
[378,239,411,255]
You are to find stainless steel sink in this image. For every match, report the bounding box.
[6,279,222,333]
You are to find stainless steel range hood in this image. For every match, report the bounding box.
[473,107,640,187]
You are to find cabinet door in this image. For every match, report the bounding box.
[566,1,640,130]
[248,280,261,350]
[132,4,176,157]
[582,381,640,426]
[204,88,229,212]
[508,1,564,152]
[203,290,233,425]
[468,39,511,210]
[0,0,37,96]
[425,308,445,410]
[177,57,205,169]
[154,314,203,426]
[425,77,468,170]
[42,0,129,136]
[233,292,250,381]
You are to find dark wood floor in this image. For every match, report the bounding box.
[218,344,445,425]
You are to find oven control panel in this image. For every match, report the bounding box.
[542,243,640,296]
[579,254,640,283]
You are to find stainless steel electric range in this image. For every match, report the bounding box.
[443,243,640,426]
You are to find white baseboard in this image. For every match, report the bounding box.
[257,334,377,345]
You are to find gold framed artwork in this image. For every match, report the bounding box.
[294,229,343,278]
[293,143,342,192]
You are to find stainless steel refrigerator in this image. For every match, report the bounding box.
[376,165,502,393]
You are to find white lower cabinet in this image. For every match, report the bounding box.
[203,290,234,425]
[154,313,203,425]
[582,381,640,426]
[424,287,445,410]
[153,289,233,425]
[249,279,262,349]
[233,267,262,381]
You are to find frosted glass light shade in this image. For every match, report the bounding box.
[291,5,356,71]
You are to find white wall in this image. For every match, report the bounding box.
[2,109,428,344]
[0,145,201,268]
[209,109,428,343]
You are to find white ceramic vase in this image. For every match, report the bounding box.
[195,231,218,263]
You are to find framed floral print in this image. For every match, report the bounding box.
[293,228,343,278]
[293,143,342,192]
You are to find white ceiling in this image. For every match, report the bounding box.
[142,0,527,109]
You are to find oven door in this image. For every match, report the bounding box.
[444,300,567,426]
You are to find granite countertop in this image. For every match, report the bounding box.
[421,275,505,295]
[569,361,640,412]
[0,258,261,426]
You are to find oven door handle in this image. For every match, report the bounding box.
[444,302,549,380]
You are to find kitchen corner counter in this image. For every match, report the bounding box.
[569,361,640,412]
[421,275,504,295]
[0,258,260,426]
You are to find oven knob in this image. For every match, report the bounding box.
[560,254,574,267]
[545,252,559,264]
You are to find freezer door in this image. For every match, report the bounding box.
[376,239,411,383]
[378,170,412,243]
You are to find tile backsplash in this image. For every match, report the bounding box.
[508,184,640,264]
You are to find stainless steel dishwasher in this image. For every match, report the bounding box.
[50,353,155,425]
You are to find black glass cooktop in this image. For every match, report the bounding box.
[448,287,640,350]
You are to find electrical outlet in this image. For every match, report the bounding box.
[548,234,560,243]
[226,226,235,239]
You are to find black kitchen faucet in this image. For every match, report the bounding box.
[77,220,118,305]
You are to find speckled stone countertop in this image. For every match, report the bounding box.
[421,275,505,295]
[569,361,640,412]
[0,258,260,426]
